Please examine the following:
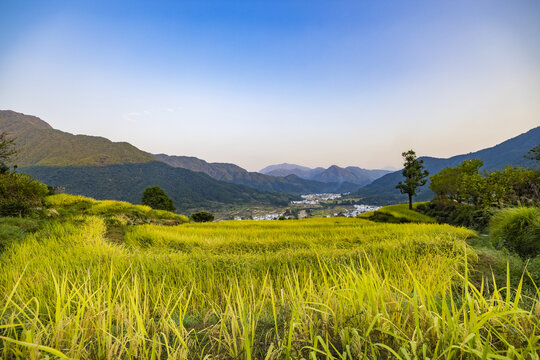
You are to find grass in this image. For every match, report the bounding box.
[489,207,540,258]
[0,216,538,359]
[44,194,189,224]
[358,203,437,224]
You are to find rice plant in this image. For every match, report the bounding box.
[0,217,538,359]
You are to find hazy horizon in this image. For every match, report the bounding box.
[1,0,539,171]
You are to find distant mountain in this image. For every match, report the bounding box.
[0,110,293,212]
[260,163,391,186]
[154,154,360,194]
[354,126,540,205]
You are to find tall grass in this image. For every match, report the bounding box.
[0,217,538,359]
[489,207,540,258]
[43,194,189,223]
[359,203,436,224]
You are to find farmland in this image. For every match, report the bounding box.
[0,201,539,359]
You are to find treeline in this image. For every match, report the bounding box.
[429,159,539,207]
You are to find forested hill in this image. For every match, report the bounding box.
[0,110,294,211]
[354,126,540,205]
[0,110,155,167]
[154,153,361,194]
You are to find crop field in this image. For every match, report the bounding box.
[0,216,539,359]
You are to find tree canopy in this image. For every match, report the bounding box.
[396,150,429,209]
[0,131,16,174]
[190,211,214,223]
[141,186,176,212]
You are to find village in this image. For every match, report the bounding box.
[232,193,380,221]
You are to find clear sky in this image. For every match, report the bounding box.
[1,0,539,171]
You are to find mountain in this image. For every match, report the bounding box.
[260,163,391,185]
[0,110,293,212]
[154,154,360,194]
[354,126,540,205]
[1,110,155,167]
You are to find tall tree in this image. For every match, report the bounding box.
[396,150,429,209]
[0,131,17,174]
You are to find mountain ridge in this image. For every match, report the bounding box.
[0,110,294,211]
[354,126,540,205]
[260,162,391,185]
[153,153,361,194]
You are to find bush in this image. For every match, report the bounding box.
[141,186,176,212]
[190,211,214,223]
[0,173,49,216]
[489,207,540,259]
[418,199,494,231]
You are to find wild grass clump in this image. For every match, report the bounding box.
[489,207,540,258]
[0,217,538,359]
[43,194,188,224]
[359,203,436,224]
[44,193,97,207]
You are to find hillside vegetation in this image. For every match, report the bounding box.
[0,216,538,359]
[1,111,296,211]
[358,203,437,223]
[23,162,294,212]
[0,110,155,167]
[354,126,540,205]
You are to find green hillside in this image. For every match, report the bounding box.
[21,162,293,212]
[0,110,155,167]
[353,126,540,205]
[1,110,294,211]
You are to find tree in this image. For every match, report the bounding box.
[525,144,540,162]
[190,211,214,223]
[0,131,17,174]
[396,150,429,209]
[0,172,48,216]
[141,186,176,212]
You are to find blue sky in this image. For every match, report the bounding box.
[1,0,539,171]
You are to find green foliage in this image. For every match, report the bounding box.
[22,162,294,212]
[417,199,494,231]
[0,217,41,252]
[525,144,540,162]
[430,159,540,208]
[396,150,429,209]
[142,186,176,212]
[190,210,214,222]
[0,172,48,216]
[489,207,540,258]
[0,131,17,174]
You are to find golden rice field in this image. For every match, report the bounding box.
[0,216,539,359]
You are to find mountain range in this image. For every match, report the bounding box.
[153,154,368,194]
[0,110,293,212]
[354,126,540,205]
[2,110,537,209]
[260,163,391,185]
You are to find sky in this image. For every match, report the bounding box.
[1,0,539,171]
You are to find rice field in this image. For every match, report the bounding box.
[0,216,539,359]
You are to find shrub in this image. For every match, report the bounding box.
[141,186,175,212]
[489,207,540,258]
[0,172,49,216]
[418,199,494,231]
[190,211,214,223]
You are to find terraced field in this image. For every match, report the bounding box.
[0,211,538,359]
